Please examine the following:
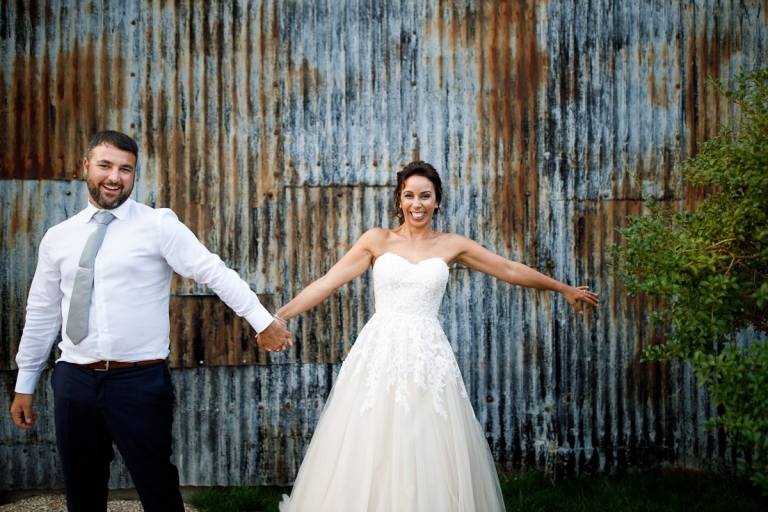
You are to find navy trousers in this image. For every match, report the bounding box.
[51,361,185,512]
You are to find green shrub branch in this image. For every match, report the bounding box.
[610,68,768,493]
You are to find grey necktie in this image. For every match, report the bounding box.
[66,211,115,344]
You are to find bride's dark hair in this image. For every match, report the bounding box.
[394,161,443,225]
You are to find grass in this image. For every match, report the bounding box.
[498,469,768,512]
[189,470,768,512]
[189,486,288,512]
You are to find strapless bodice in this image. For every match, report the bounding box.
[372,252,449,319]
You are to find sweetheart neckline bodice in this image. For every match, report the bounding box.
[374,251,448,269]
[371,252,449,319]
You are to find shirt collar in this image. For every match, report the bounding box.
[80,198,133,223]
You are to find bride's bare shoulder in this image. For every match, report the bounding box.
[433,232,476,264]
[355,227,392,250]
[359,227,390,241]
[357,227,409,259]
[436,232,473,247]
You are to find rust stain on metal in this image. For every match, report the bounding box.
[168,296,258,368]
[505,0,547,257]
[684,8,729,159]
[9,183,26,239]
[253,0,284,208]
[2,35,128,180]
[647,46,670,108]
[682,8,736,211]
[434,0,548,254]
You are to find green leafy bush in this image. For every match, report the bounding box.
[610,68,768,493]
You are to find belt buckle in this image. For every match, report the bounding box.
[95,361,109,371]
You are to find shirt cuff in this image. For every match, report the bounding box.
[15,369,43,394]
[244,302,276,334]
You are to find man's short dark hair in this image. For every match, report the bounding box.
[86,131,139,161]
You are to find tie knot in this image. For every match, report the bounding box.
[93,211,115,225]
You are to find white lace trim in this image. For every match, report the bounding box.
[337,313,468,420]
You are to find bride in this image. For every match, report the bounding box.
[269,161,598,511]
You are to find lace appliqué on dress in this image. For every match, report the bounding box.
[336,253,469,420]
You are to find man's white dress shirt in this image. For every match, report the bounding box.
[15,198,274,394]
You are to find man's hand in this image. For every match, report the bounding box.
[10,393,37,430]
[255,317,292,352]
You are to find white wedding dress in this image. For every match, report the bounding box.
[279,252,505,511]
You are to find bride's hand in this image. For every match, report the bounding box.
[563,286,599,315]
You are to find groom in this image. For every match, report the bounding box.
[9,130,291,511]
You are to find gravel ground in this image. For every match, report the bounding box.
[0,495,199,511]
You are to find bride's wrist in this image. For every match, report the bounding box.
[274,313,288,323]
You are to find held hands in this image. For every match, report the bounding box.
[255,315,293,352]
[10,393,37,430]
[563,286,599,315]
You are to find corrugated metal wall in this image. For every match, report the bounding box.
[1,0,766,489]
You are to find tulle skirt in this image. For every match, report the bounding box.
[279,315,504,511]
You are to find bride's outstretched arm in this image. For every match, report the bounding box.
[275,229,383,321]
[451,235,599,315]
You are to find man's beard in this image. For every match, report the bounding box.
[87,180,129,209]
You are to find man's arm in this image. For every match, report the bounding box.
[12,233,64,429]
[158,210,291,351]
